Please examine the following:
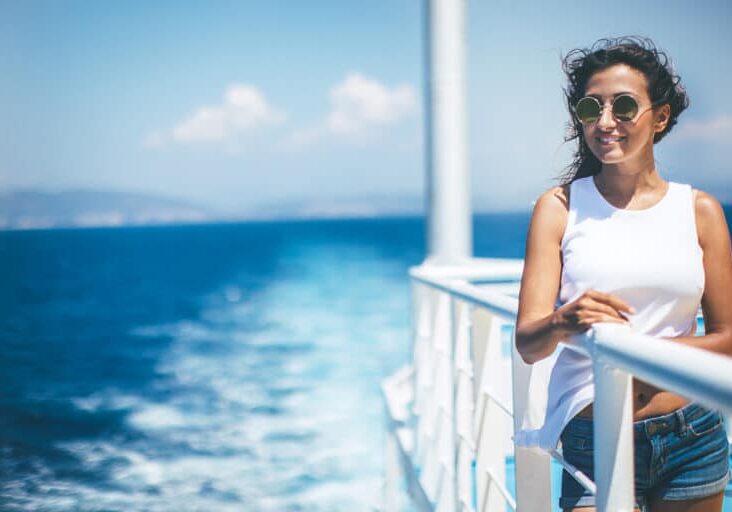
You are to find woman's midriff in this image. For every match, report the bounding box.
[576,378,690,420]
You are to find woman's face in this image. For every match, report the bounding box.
[581,64,668,172]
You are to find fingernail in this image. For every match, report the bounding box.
[629,307,636,314]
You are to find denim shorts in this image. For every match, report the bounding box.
[560,403,730,511]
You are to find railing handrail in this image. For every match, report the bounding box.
[413,268,732,416]
[410,264,521,320]
[410,273,519,321]
[585,324,732,416]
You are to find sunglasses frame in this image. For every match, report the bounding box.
[574,94,648,125]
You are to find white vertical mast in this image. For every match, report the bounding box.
[424,0,472,265]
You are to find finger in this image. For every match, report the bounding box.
[559,309,590,333]
[587,290,636,314]
[586,313,630,326]
[564,317,591,333]
[584,299,629,320]
[572,297,625,320]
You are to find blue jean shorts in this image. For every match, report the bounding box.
[560,403,730,511]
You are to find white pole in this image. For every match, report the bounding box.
[424,0,472,265]
[593,360,635,512]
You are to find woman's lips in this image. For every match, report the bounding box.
[597,135,626,145]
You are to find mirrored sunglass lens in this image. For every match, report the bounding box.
[613,95,639,121]
[576,97,600,123]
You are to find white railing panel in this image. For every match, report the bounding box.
[415,290,451,473]
[384,429,402,512]
[456,441,475,512]
[472,309,516,511]
[454,300,476,512]
[510,328,552,512]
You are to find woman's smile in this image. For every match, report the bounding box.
[596,134,626,146]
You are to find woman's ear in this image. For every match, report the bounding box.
[655,104,671,133]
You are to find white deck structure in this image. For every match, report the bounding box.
[381,261,732,512]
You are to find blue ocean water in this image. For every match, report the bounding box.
[1,210,730,511]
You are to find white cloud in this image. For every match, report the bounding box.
[173,107,229,142]
[146,84,285,148]
[285,73,419,148]
[674,115,732,141]
[326,73,418,135]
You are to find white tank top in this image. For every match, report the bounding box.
[514,176,704,450]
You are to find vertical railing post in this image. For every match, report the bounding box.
[412,282,426,466]
[433,293,458,512]
[589,326,636,512]
[510,332,552,512]
[453,300,476,511]
[593,358,635,512]
[473,313,510,512]
[413,283,438,473]
[415,290,455,508]
[383,428,401,512]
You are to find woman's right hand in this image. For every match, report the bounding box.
[553,290,635,334]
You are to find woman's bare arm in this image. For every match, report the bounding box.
[516,186,633,364]
[670,191,732,356]
[515,187,570,364]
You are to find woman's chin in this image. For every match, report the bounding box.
[593,150,625,164]
[595,155,623,165]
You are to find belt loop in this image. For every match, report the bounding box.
[675,407,687,435]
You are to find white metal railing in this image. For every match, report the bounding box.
[382,259,732,512]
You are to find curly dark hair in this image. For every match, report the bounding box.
[560,36,689,184]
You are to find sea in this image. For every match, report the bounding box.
[1,210,730,511]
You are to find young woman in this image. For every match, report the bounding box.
[515,37,732,512]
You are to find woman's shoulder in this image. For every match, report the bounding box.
[692,189,723,214]
[534,185,571,216]
[692,189,729,247]
[529,185,571,240]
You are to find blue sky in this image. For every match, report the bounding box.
[2,0,730,214]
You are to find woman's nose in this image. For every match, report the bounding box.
[596,105,617,130]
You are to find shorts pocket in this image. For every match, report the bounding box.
[688,410,723,438]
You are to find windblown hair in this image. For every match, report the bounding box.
[560,36,689,184]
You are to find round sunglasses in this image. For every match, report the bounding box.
[574,94,643,125]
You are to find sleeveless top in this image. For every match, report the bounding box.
[514,176,705,450]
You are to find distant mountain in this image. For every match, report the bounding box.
[0,189,216,230]
[0,189,427,230]
[2,188,726,230]
[246,195,424,220]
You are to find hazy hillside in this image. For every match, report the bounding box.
[0,190,215,230]
[248,195,424,220]
[0,188,430,230]
[2,187,729,232]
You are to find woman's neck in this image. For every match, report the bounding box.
[595,161,665,202]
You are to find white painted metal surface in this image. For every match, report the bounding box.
[592,362,635,512]
[382,259,732,512]
[423,0,471,264]
[586,323,732,417]
[510,339,553,512]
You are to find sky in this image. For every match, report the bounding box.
[1,0,730,214]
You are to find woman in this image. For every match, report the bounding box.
[515,37,732,511]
